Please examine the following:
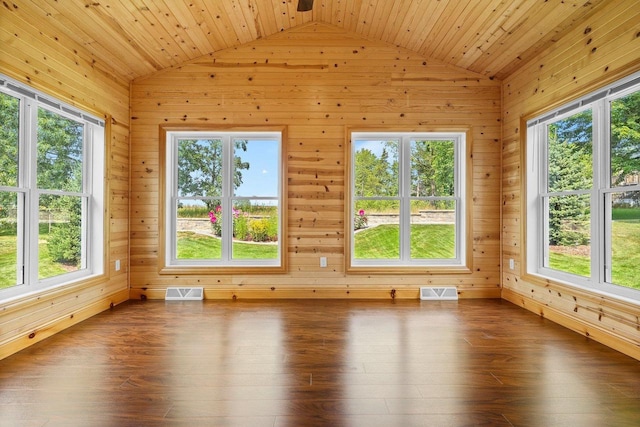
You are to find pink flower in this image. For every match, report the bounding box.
[208,211,217,223]
[358,209,365,216]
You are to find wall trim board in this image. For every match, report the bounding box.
[130,286,500,301]
[502,287,640,361]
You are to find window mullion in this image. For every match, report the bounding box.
[222,136,233,261]
[25,99,39,287]
[592,99,607,285]
[539,125,550,274]
[81,114,91,272]
[15,95,28,287]
[399,136,410,262]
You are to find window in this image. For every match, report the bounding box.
[0,75,105,300]
[526,71,640,301]
[348,131,468,270]
[163,129,284,270]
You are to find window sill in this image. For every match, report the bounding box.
[158,265,287,276]
[346,265,473,275]
[521,270,640,309]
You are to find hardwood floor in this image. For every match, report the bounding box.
[1,299,639,427]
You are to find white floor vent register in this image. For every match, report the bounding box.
[420,287,458,301]
[165,287,204,301]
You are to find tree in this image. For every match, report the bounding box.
[545,91,640,245]
[37,108,85,265]
[547,111,592,246]
[610,91,640,189]
[354,143,398,197]
[45,196,82,266]
[37,108,84,192]
[411,140,454,197]
[0,92,19,223]
[177,138,249,211]
[354,148,378,197]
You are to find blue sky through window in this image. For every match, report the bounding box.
[234,138,279,198]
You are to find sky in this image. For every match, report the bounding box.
[234,138,279,198]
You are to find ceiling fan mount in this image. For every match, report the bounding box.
[297,0,313,12]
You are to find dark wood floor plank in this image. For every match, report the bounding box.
[1,299,639,426]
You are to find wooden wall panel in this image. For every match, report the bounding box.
[501,0,640,360]
[0,5,130,359]
[130,22,502,300]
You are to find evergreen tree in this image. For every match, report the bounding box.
[547,112,592,246]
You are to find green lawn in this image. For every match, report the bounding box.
[0,234,18,289]
[1,218,638,291]
[549,220,640,289]
[177,231,278,260]
[612,208,640,221]
[0,235,69,289]
[354,224,455,259]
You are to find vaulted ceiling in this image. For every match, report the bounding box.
[11,0,606,82]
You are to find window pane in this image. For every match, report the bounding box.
[353,200,400,259]
[177,138,223,197]
[232,200,278,260]
[176,199,222,260]
[37,108,84,192]
[0,191,19,289]
[410,139,454,196]
[39,195,82,280]
[547,109,593,192]
[0,92,20,187]
[234,138,278,197]
[610,91,640,187]
[410,200,455,259]
[354,139,399,197]
[609,191,640,290]
[546,194,591,277]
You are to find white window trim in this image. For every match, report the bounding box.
[349,131,467,268]
[0,74,105,302]
[526,71,640,303]
[163,130,283,268]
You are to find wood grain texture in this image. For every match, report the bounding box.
[501,0,640,361]
[0,0,607,82]
[0,2,131,359]
[1,299,639,426]
[129,22,502,299]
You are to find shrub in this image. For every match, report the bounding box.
[234,213,250,240]
[354,209,368,230]
[47,221,81,265]
[248,218,271,242]
[208,207,222,237]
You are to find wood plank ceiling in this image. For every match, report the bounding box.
[8,0,607,82]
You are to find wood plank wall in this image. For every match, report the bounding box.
[501,0,640,360]
[130,22,502,300]
[0,3,130,359]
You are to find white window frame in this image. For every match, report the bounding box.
[163,130,283,269]
[526,71,640,302]
[348,131,467,269]
[0,74,105,302]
